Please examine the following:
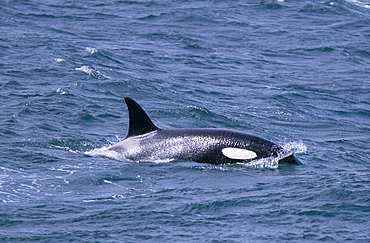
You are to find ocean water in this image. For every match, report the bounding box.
[1,0,370,242]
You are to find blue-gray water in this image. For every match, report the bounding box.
[1,0,370,242]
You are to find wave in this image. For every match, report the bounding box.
[345,0,370,9]
[75,65,110,79]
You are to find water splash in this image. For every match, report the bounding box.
[242,141,307,169]
[55,58,65,62]
[282,141,307,154]
[75,65,110,79]
[85,47,99,54]
[243,157,280,169]
[345,0,370,9]
[85,146,127,162]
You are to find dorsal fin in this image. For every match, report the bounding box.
[124,97,159,138]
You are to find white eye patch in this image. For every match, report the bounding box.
[222,147,257,160]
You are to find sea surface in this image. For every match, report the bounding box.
[1,0,370,242]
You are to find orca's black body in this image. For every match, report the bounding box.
[108,98,300,165]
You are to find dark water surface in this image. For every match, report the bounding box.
[1,0,370,242]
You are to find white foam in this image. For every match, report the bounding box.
[50,145,78,153]
[242,157,279,169]
[85,47,99,54]
[85,147,126,162]
[56,88,67,95]
[75,65,110,78]
[75,65,95,75]
[152,158,175,163]
[240,141,307,169]
[55,58,65,62]
[282,141,307,154]
[345,0,370,8]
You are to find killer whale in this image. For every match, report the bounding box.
[108,97,300,165]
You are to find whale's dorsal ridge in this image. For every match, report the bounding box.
[124,97,159,138]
